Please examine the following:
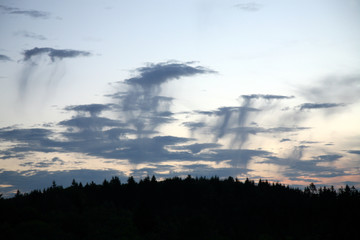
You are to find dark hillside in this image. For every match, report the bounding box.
[1,176,359,240]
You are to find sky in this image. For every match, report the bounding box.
[1,0,360,197]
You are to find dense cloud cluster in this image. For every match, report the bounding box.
[1,61,359,196]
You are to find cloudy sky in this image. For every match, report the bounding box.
[1,0,360,196]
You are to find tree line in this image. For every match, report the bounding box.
[1,176,359,240]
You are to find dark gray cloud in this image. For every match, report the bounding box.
[264,156,344,178]
[64,104,113,117]
[190,92,304,148]
[348,150,360,155]
[3,60,359,191]
[99,136,193,163]
[0,122,193,164]
[52,134,196,165]
[313,154,342,162]
[0,54,12,61]
[15,31,47,40]
[0,150,26,160]
[0,128,53,142]
[23,47,91,62]
[0,128,60,155]
[112,61,215,135]
[0,4,50,19]
[104,128,138,140]
[259,147,349,179]
[18,47,91,102]
[0,119,269,168]
[223,94,294,147]
[195,106,260,145]
[124,61,216,87]
[298,103,345,110]
[240,94,294,100]
[234,2,262,11]
[19,157,65,168]
[59,116,123,129]
[288,177,321,183]
[56,113,130,155]
[11,10,49,18]
[196,106,260,116]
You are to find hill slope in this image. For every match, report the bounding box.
[1,176,359,240]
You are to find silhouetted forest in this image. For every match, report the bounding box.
[1,176,359,240]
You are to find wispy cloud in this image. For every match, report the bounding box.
[298,103,345,110]
[111,61,215,136]
[18,47,91,102]
[240,94,294,100]
[299,75,360,104]
[0,4,50,19]
[189,93,297,148]
[14,31,47,40]
[234,2,262,11]
[0,54,12,61]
